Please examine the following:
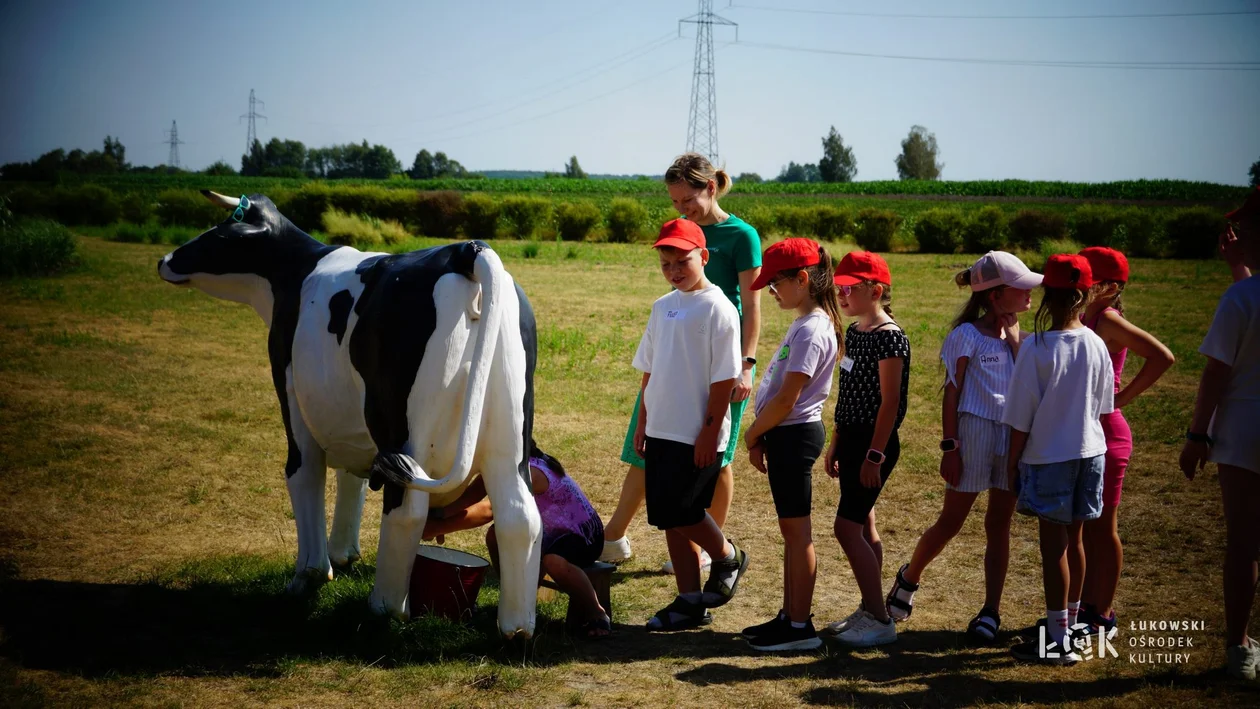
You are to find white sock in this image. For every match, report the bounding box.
[1048,609,1070,650]
[790,620,807,629]
[1067,600,1081,629]
[719,544,735,562]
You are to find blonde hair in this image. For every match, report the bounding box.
[664,152,731,199]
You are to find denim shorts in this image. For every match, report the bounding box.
[1015,455,1105,525]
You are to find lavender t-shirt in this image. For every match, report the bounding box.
[754,310,839,425]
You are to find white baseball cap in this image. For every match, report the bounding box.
[969,251,1043,291]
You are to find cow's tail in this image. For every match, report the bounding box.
[371,247,506,495]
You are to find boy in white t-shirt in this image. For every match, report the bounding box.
[632,218,749,631]
[1001,254,1114,665]
[1181,187,1260,680]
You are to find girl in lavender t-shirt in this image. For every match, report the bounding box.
[740,238,842,652]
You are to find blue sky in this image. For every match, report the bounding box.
[1,0,1257,183]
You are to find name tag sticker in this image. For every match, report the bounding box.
[840,355,855,372]
[665,309,684,321]
[979,351,1007,366]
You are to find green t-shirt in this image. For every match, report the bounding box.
[700,214,761,316]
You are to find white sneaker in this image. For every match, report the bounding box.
[834,610,897,647]
[599,536,633,564]
[821,605,865,636]
[1228,637,1260,680]
[661,550,712,574]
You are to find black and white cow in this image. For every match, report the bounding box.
[158,191,542,638]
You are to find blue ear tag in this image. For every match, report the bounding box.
[232,194,251,222]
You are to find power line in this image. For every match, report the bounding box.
[681,0,737,166]
[239,89,266,154]
[735,39,1260,70]
[163,120,185,169]
[728,2,1260,20]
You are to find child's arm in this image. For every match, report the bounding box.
[696,377,738,468]
[861,356,904,488]
[734,268,763,403]
[1006,429,1029,491]
[423,476,491,540]
[633,372,651,457]
[1179,356,1232,480]
[1095,311,1176,409]
[744,372,811,447]
[1220,226,1252,282]
[939,358,969,487]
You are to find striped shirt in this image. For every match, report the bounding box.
[940,322,1015,423]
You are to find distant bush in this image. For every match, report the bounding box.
[736,203,775,238]
[155,189,224,228]
[412,191,463,238]
[500,196,551,239]
[119,192,154,224]
[0,218,78,277]
[53,184,122,226]
[962,206,1009,253]
[1072,205,1122,247]
[554,200,601,241]
[913,208,966,254]
[1117,207,1163,258]
[112,222,148,243]
[1008,210,1067,250]
[774,206,817,237]
[853,208,901,252]
[810,205,853,240]
[606,197,649,243]
[461,193,500,240]
[321,208,409,249]
[1165,207,1221,259]
[521,241,541,259]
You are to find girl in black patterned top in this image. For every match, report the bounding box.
[821,251,911,648]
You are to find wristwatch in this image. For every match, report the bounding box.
[743,356,757,366]
[1185,430,1213,445]
[866,449,886,465]
[939,438,960,453]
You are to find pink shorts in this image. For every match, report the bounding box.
[1100,411,1132,508]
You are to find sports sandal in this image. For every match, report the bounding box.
[885,564,918,622]
[581,614,612,639]
[966,606,1002,644]
[701,543,749,608]
[646,596,713,632]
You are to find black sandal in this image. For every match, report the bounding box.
[885,564,917,622]
[966,606,1002,644]
[646,596,713,632]
[581,614,612,639]
[701,543,749,608]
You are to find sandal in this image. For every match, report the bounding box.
[885,564,918,622]
[581,614,612,639]
[646,596,713,632]
[701,543,749,608]
[966,606,1002,644]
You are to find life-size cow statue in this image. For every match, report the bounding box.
[158,191,542,638]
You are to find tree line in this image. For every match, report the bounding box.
[737,125,945,185]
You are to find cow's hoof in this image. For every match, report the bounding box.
[329,551,361,571]
[286,566,332,595]
[501,627,534,642]
[367,590,408,620]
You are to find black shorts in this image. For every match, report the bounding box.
[835,424,901,524]
[543,527,604,569]
[765,421,826,519]
[644,436,722,530]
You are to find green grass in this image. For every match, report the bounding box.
[0,234,1257,707]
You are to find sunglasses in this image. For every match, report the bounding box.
[839,283,866,296]
[767,276,788,295]
[232,194,251,222]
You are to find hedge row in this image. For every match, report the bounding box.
[3,183,1228,257]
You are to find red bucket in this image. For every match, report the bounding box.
[409,545,491,621]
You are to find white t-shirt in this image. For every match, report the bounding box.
[940,322,1015,423]
[1001,328,1115,465]
[1201,275,1260,403]
[633,284,743,449]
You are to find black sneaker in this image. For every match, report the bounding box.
[742,610,787,640]
[1011,638,1081,666]
[748,617,822,652]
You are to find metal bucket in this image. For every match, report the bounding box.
[409,544,490,621]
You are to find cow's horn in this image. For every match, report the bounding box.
[201,190,240,209]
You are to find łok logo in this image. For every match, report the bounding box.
[1038,623,1119,661]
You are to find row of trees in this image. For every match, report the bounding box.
[0,137,129,181]
[752,125,944,184]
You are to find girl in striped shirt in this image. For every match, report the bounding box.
[885,251,1041,643]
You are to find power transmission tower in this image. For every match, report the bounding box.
[239,88,267,154]
[679,0,736,165]
[164,120,185,169]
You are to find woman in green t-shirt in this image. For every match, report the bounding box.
[602,152,763,569]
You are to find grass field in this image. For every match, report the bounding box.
[1,232,1258,707]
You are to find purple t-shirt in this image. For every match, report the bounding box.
[754,310,839,425]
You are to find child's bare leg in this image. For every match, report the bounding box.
[1082,505,1122,618]
[603,465,645,541]
[983,489,1018,613]
[1039,518,1071,608]
[665,528,704,594]
[709,465,734,528]
[780,516,815,623]
[864,510,883,574]
[1220,464,1260,647]
[486,526,500,575]
[542,553,608,634]
[836,515,889,622]
[904,490,979,584]
[1067,519,1085,608]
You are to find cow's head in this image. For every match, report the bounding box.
[157,191,294,325]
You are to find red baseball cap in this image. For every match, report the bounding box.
[1042,253,1094,290]
[1079,246,1129,283]
[751,238,822,291]
[1226,186,1260,223]
[833,250,892,286]
[653,218,706,251]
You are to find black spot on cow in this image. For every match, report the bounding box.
[327,290,354,345]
